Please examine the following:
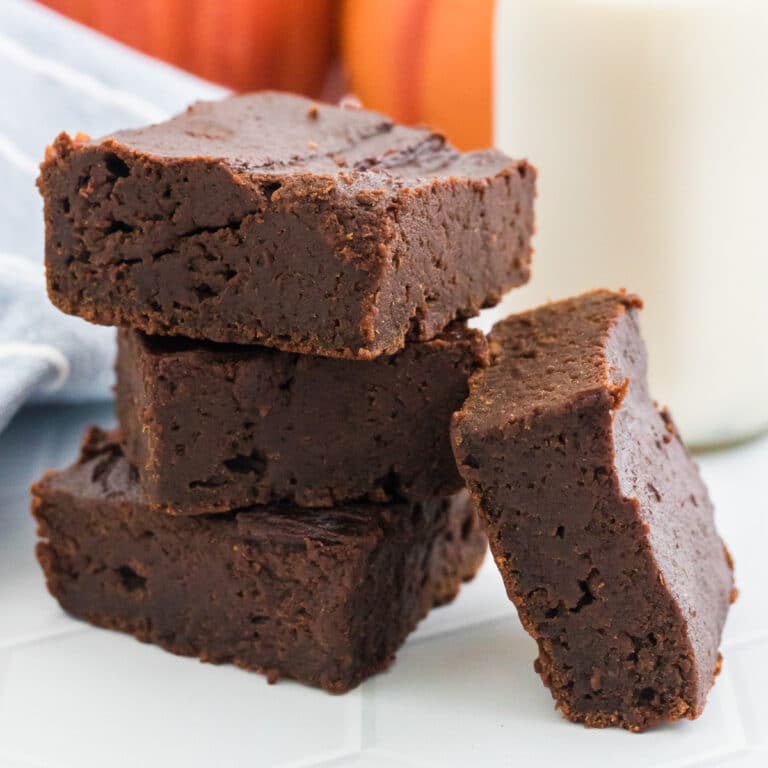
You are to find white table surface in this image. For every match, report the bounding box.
[0,402,765,768]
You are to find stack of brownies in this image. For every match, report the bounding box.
[31,91,736,731]
[31,93,537,691]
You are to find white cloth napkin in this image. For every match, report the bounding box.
[0,0,226,431]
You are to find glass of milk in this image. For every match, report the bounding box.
[491,0,768,446]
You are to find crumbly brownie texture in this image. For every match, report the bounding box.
[33,429,486,693]
[39,92,535,359]
[116,323,488,514]
[451,290,735,731]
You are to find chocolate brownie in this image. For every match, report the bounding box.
[116,323,488,514]
[33,428,486,693]
[451,290,734,731]
[38,92,535,359]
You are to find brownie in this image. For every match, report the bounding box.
[38,92,535,359]
[32,428,486,693]
[451,290,735,731]
[116,323,488,514]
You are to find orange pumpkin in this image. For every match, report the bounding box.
[36,0,339,97]
[341,0,494,149]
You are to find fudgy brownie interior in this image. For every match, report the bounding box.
[116,322,488,513]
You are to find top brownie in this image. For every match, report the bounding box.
[38,92,536,358]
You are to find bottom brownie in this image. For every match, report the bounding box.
[32,428,486,693]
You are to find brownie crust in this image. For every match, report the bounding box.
[451,290,734,731]
[39,92,536,359]
[33,429,486,693]
[116,323,488,513]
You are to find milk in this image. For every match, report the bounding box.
[492,0,768,446]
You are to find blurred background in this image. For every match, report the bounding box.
[3,0,767,447]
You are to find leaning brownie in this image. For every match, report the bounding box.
[451,290,734,731]
[33,428,486,693]
[39,92,535,359]
[116,323,487,513]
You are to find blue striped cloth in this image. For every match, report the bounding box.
[0,0,226,432]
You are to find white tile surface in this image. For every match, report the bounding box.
[724,639,768,750]
[366,618,745,768]
[696,749,768,768]
[0,404,765,768]
[0,631,361,768]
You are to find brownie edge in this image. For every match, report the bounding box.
[39,92,535,358]
[32,428,487,693]
[451,290,734,731]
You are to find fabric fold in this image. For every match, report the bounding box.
[0,0,225,432]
